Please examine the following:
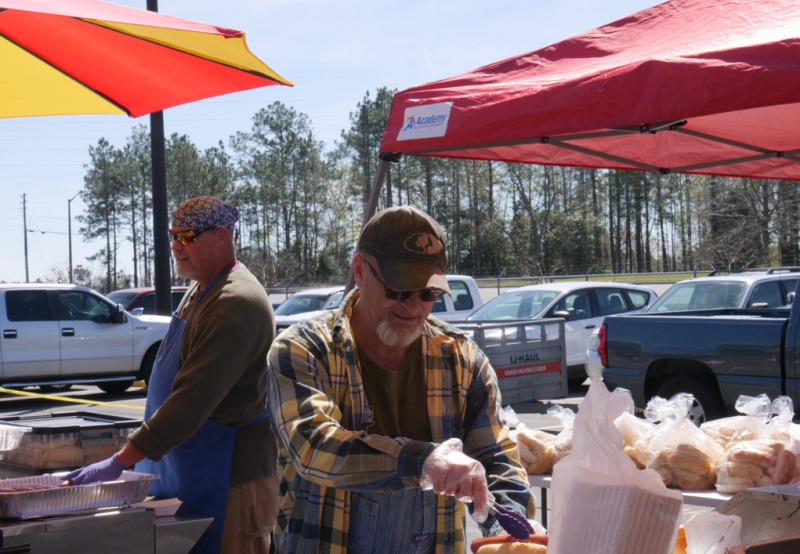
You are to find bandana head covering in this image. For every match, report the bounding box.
[171,196,239,229]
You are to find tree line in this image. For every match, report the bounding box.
[73,87,800,293]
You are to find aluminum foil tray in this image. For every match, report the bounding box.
[0,471,159,519]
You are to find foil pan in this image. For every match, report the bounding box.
[0,471,159,519]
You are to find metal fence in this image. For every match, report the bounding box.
[266,270,708,305]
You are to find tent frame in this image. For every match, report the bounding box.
[344,116,800,291]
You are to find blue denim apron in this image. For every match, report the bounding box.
[136,265,268,554]
[348,488,438,554]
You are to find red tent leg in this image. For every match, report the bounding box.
[344,159,390,293]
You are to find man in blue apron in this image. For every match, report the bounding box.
[66,196,279,554]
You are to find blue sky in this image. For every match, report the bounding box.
[0,0,658,283]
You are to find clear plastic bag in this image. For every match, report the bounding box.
[548,368,683,554]
[766,396,800,445]
[503,405,521,429]
[647,394,725,490]
[547,405,574,465]
[700,394,771,449]
[632,395,677,468]
[514,423,557,475]
[613,388,655,469]
[684,512,742,554]
[715,438,800,494]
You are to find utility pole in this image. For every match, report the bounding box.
[147,0,172,316]
[22,194,29,283]
[68,191,80,283]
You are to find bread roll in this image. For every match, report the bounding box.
[716,439,800,494]
[516,429,556,475]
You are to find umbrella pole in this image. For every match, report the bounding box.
[344,158,389,293]
[147,0,172,316]
[150,111,172,315]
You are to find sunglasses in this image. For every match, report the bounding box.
[170,226,237,245]
[363,258,447,302]
[170,226,218,245]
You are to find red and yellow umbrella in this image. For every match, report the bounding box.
[0,0,293,118]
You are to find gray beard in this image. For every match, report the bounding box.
[376,318,423,348]
[176,266,199,281]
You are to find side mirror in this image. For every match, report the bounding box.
[788,292,795,305]
[113,303,127,324]
[552,310,571,321]
[131,307,144,316]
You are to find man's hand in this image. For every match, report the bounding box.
[64,455,125,486]
[420,438,491,522]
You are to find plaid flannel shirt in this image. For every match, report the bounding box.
[267,290,534,554]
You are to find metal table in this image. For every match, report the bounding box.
[527,474,732,528]
[0,507,212,554]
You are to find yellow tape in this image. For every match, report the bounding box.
[0,387,145,410]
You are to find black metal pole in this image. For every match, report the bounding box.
[147,0,172,316]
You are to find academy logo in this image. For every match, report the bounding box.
[397,102,453,141]
[404,232,444,255]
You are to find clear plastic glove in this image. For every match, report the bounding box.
[420,438,491,523]
[64,455,125,486]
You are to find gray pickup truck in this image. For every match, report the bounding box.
[599,282,800,424]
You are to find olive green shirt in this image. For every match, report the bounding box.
[128,263,277,485]
[357,338,432,442]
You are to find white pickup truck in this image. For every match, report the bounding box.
[431,275,484,322]
[0,284,170,394]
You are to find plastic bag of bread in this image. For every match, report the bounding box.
[646,394,725,490]
[700,394,771,449]
[548,367,683,554]
[515,423,556,475]
[547,406,574,465]
[684,512,742,554]
[766,396,800,446]
[632,395,681,468]
[715,439,800,494]
[613,388,655,469]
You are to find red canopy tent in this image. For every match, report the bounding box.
[371,0,800,222]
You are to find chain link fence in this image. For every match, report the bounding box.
[266,270,711,305]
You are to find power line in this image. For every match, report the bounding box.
[28,229,69,235]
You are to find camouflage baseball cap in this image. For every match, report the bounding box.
[357,206,450,294]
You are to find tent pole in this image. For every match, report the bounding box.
[344,158,389,293]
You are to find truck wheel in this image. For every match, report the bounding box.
[97,380,134,394]
[39,384,73,393]
[138,346,159,386]
[655,375,726,425]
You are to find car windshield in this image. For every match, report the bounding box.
[325,292,344,310]
[274,294,332,315]
[468,290,559,320]
[106,292,137,309]
[648,281,747,312]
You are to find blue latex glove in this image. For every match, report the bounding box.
[64,455,125,486]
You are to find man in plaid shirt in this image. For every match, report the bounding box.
[268,206,534,554]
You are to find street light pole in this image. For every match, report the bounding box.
[22,194,29,283]
[68,191,80,283]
